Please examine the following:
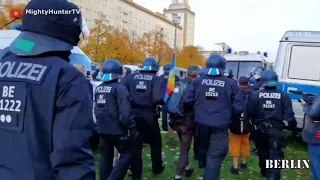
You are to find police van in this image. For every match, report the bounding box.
[274,30,320,129]
[0,30,95,73]
[157,66,187,79]
[223,49,267,79]
[123,64,141,73]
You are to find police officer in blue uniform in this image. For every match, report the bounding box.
[122,57,165,179]
[95,59,138,180]
[199,68,208,77]
[223,68,234,79]
[123,67,132,77]
[160,64,171,131]
[0,1,96,179]
[248,70,297,180]
[248,66,265,155]
[301,95,320,180]
[182,54,244,179]
[248,66,265,91]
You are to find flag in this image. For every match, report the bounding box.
[163,53,176,102]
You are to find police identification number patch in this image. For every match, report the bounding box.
[96,93,107,109]
[0,82,26,132]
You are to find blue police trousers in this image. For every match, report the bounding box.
[130,110,163,178]
[162,105,168,130]
[203,128,228,180]
[99,134,132,180]
[308,144,320,180]
[256,127,286,180]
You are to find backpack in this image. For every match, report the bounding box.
[229,90,252,134]
[167,81,187,116]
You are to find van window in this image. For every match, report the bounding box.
[288,46,320,81]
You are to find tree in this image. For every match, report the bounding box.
[176,45,205,68]
[80,20,114,61]
[124,31,147,65]
[80,20,146,64]
[138,28,173,65]
[0,4,25,30]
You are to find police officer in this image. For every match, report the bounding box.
[92,63,103,81]
[223,68,234,79]
[248,66,265,155]
[248,70,297,179]
[122,57,165,179]
[123,67,132,77]
[160,64,171,131]
[95,59,138,180]
[301,96,320,180]
[248,66,265,91]
[0,1,96,179]
[194,67,211,168]
[182,54,244,179]
[199,68,208,77]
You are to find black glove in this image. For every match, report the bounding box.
[288,119,297,131]
[128,126,139,141]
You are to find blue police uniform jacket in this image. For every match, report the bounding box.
[183,74,244,128]
[248,88,295,129]
[0,54,96,179]
[122,71,164,111]
[94,81,134,135]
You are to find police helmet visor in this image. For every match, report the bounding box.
[10,1,89,56]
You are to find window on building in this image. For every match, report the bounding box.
[288,45,320,81]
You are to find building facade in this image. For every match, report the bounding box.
[163,0,195,47]
[4,0,195,49]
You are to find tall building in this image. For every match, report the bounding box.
[3,0,195,49]
[163,0,195,46]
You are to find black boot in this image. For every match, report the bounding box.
[185,168,194,177]
[153,164,165,175]
[240,163,248,169]
[230,167,240,175]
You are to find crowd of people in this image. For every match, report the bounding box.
[0,1,319,180]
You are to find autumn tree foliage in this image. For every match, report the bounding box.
[80,20,146,64]
[80,20,205,68]
[0,4,25,30]
[176,46,205,68]
[137,29,172,65]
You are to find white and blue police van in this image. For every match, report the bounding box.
[223,49,267,79]
[274,30,320,129]
[0,30,95,73]
[157,66,187,79]
[123,64,141,73]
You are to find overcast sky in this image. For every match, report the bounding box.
[134,0,320,61]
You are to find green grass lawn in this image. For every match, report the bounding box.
[95,130,312,180]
